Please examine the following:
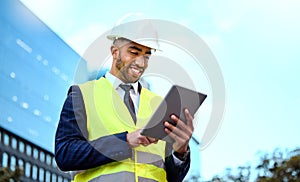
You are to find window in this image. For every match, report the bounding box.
[11,137,17,149]
[46,171,51,181]
[19,141,25,152]
[39,151,45,162]
[32,165,38,180]
[25,162,31,177]
[46,154,52,165]
[33,148,39,159]
[4,133,9,146]
[52,173,57,182]
[26,145,32,156]
[10,155,16,171]
[18,159,24,169]
[2,152,8,167]
[0,130,2,143]
[39,168,44,181]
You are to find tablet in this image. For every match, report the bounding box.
[141,85,207,143]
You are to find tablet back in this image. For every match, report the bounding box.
[141,85,207,143]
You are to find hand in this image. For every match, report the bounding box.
[164,109,194,155]
[126,129,158,148]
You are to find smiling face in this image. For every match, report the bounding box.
[110,38,152,83]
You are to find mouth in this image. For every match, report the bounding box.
[130,67,143,77]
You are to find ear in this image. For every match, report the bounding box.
[111,45,119,60]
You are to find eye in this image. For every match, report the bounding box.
[130,51,138,55]
[144,56,150,61]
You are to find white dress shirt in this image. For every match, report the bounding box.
[105,72,139,114]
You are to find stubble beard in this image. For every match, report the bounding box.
[115,56,140,83]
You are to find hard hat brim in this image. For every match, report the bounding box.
[107,34,161,51]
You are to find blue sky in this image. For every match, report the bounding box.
[20,0,300,180]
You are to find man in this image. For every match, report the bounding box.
[55,20,194,182]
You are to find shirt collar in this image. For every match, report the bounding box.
[105,72,139,94]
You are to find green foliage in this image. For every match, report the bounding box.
[207,165,251,182]
[0,166,23,182]
[202,147,300,182]
[256,148,300,182]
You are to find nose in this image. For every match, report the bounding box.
[135,56,146,67]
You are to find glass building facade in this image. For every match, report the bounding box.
[0,0,80,153]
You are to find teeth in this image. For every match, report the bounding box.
[131,68,140,74]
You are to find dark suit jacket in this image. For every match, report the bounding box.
[55,85,190,182]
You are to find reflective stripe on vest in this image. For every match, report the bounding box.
[136,151,165,169]
[76,78,167,182]
[89,171,159,182]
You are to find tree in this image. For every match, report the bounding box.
[0,166,23,182]
[256,148,300,182]
[204,147,300,182]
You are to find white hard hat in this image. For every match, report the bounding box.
[107,18,160,51]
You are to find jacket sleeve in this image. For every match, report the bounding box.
[55,85,132,171]
[165,143,191,182]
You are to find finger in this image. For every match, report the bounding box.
[164,120,177,133]
[165,120,187,138]
[170,115,193,137]
[165,127,190,153]
[138,136,150,146]
[164,127,186,144]
[184,108,194,130]
[142,143,149,146]
[164,121,190,141]
[170,114,189,130]
[170,114,179,124]
[147,137,158,144]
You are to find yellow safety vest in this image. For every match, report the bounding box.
[75,78,167,182]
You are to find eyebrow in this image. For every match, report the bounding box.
[129,46,152,55]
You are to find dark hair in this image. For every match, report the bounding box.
[113,37,131,46]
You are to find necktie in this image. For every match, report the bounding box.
[119,84,137,123]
